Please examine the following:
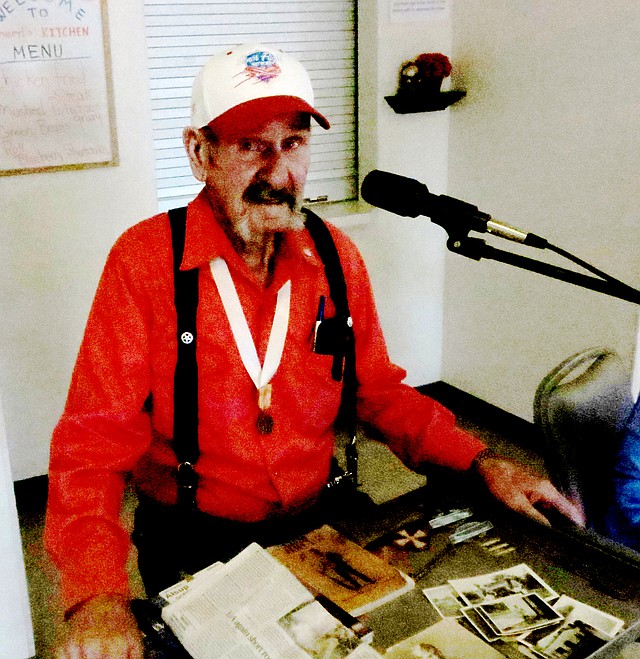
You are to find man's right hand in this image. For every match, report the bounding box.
[55,594,144,659]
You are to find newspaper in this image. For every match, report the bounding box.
[160,543,373,658]
[158,561,225,604]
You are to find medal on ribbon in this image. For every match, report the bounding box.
[257,383,274,434]
[210,258,290,437]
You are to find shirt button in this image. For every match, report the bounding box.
[181,331,194,344]
[303,248,313,257]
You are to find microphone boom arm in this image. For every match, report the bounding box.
[446,235,640,306]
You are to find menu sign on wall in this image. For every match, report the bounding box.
[0,0,117,175]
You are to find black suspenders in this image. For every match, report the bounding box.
[303,209,359,489]
[167,206,358,510]
[169,207,200,509]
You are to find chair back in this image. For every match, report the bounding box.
[534,347,635,531]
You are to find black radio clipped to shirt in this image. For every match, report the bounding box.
[313,294,354,383]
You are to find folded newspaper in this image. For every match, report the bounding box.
[156,543,382,659]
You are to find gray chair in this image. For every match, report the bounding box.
[534,347,635,532]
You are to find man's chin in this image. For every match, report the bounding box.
[245,204,305,235]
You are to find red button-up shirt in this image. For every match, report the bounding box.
[45,190,485,608]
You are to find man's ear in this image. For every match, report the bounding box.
[183,126,211,182]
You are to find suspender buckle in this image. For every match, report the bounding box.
[325,441,358,491]
[345,434,359,487]
[177,461,199,510]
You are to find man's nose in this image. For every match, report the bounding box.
[259,148,291,187]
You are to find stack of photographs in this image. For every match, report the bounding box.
[423,564,625,658]
[517,595,625,659]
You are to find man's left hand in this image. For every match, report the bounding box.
[473,451,586,528]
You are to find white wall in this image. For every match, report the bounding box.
[0,2,158,481]
[0,396,34,658]
[442,1,640,420]
[347,0,452,387]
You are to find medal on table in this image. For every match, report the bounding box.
[210,258,290,437]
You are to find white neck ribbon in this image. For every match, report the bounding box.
[210,257,291,390]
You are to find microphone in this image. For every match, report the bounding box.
[361,170,548,249]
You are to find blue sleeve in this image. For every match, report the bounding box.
[605,398,640,549]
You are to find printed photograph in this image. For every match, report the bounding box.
[550,595,624,638]
[518,594,625,657]
[385,619,504,659]
[519,619,609,658]
[461,607,500,643]
[475,593,563,636]
[449,563,558,606]
[278,600,361,658]
[423,585,467,618]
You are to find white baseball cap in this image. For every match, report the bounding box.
[190,43,330,135]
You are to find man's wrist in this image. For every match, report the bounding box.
[470,447,500,474]
[64,593,132,621]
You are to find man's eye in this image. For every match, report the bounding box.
[239,140,264,153]
[284,137,307,151]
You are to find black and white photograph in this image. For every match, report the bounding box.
[550,595,625,639]
[517,594,625,657]
[278,600,361,658]
[385,619,504,659]
[474,593,563,636]
[423,584,466,618]
[519,619,609,659]
[449,564,558,606]
[461,606,501,643]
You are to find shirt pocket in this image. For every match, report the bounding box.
[281,350,344,435]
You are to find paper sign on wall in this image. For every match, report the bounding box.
[0,0,117,176]
[391,0,450,23]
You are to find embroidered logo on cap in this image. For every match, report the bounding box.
[236,50,281,86]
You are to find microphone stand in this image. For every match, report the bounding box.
[434,218,640,306]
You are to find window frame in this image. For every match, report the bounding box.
[142,1,363,214]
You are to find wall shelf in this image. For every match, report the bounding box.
[385,90,466,113]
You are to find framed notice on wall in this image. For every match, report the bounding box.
[0,0,117,176]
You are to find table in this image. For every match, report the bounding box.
[333,467,640,658]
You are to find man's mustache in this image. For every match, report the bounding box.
[244,182,297,209]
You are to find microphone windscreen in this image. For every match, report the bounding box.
[361,170,431,218]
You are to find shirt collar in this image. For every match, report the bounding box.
[180,189,322,275]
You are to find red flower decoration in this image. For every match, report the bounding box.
[414,52,452,78]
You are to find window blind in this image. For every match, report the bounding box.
[143,0,358,212]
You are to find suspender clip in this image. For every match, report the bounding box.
[177,461,199,510]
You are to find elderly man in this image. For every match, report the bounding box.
[46,44,583,656]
